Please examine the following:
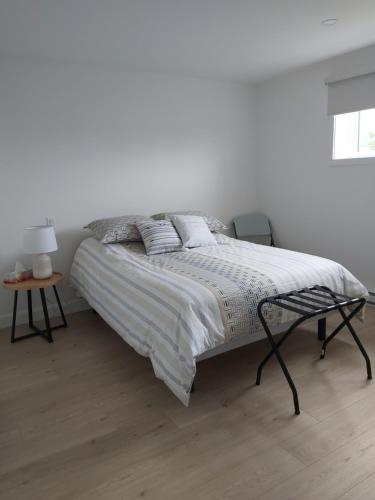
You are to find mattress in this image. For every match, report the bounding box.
[70,235,368,405]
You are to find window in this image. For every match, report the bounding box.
[332,108,375,160]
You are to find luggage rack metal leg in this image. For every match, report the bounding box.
[256,303,302,415]
[318,318,326,341]
[320,301,371,380]
[255,286,371,416]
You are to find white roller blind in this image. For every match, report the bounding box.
[327,72,375,115]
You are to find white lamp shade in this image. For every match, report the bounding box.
[23,225,58,254]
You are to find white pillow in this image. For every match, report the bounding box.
[171,215,217,248]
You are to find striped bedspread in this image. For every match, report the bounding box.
[70,236,368,405]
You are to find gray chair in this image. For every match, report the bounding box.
[233,213,275,246]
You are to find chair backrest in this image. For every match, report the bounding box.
[233,213,274,245]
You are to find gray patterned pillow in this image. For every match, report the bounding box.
[85,215,147,243]
[136,219,183,255]
[151,210,227,232]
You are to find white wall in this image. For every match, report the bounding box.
[0,60,257,326]
[256,45,375,292]
[2,43,374,329]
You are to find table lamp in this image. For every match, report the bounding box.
[23,225,58,279]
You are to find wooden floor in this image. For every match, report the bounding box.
[1,308,375,500]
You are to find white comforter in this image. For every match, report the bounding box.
[70,236,367,405]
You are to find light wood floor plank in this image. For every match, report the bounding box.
[258,424,375,500]
[279,389,375,465]
[337,470,375,500]
[0,307,374,499]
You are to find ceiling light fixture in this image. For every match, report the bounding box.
[321,18,339,26]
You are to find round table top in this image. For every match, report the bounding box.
[2,272,63,291]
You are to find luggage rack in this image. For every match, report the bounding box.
[256,285,371,415]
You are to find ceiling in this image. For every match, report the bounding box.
[1,0,375,82]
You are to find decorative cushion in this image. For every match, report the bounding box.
[151,210,226,232]
[84,215,146,243]
[136,220,183,256]
[171,215,217,248]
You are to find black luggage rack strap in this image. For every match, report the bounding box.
[256,285,371,415]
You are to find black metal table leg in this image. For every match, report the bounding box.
[13,287,67,343]
[11,291,18,344]
[52,285,67,327]
[27,290,33,328]
[40,288,53,343]
[318,318,326,341]
[7,273,67,344]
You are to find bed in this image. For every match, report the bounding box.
[70,234,368,405]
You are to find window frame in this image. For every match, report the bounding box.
[330,111,375,166]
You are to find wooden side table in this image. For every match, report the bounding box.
[2,272,67,343]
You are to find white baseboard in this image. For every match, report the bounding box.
[0,297,90,330]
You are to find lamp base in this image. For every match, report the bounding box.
[32,254,53,279]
